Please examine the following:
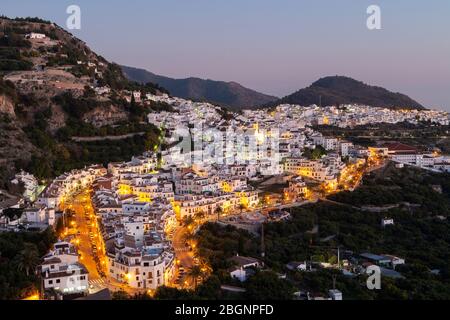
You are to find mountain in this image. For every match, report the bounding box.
[0,17,165,187]
[272,76,425,110]
[121,65,278,110]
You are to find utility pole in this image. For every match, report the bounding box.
[337,246,340,269]
[260,223,265,259]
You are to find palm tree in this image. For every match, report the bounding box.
[199,261,212,275]
[187,265,204,290]
[214,206,223,221]
[182,215,195,228]
[16,243,40,277]
[194,211,205,223]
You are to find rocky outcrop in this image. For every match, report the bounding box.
[0,94,15,117]
[82,104,128,127]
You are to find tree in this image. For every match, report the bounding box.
[16,243,39,277]
[187,265,205,290]
[111,290,130,300]
[214,206,223,221]
[55,217,64,235]
[194,210,205,223]
[182,215,195,228]
[244,271,295,300]
[196,275,222,299]
[153,286,196,300]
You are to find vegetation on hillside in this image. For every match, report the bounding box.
[122,65,278,110]
[272,76,424,110]
[0,17,169,182]
[150,167,450,300]
[0,228,57,300]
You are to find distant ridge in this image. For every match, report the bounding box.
[121,65,278,110]
[271,76,425,110]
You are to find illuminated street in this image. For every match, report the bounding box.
[62,190,106,292]
[172,225,195,288]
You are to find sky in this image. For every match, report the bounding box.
[2,0,450,111]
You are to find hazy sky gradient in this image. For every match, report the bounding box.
[2,0,449,110]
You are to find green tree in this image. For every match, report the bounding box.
[153,286,196,300]
[194,210,205,223]
[16,243,39,277]
[111,290,130,300]
[214,206,223,221]
[187,265,205,290]
[182,215,195,228]
[244,271,295,300]
[196,275,222,299]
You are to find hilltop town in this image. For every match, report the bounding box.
[1,17,450,300]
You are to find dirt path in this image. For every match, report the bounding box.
[71,132,145,142]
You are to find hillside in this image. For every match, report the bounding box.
[0,17,166,187]
[121,65,278,110]
[272,76,425,110]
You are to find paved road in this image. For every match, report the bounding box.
[65,190,158,295]
[67,192,105,281]
[71,132,145,142]
[172,225,195,288]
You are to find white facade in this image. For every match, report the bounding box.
[25,32,46,39]
[39,241,89,297]
[107,247,173,290]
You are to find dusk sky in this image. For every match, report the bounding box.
[2,0,449,110]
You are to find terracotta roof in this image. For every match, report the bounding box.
[230,256,261,267]
[380,142,417,153]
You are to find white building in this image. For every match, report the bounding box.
[25,32,46,39]
[328,289,343,301]
[381,218,394,227]
[39,241,89,298]
[229,256,262,282]
[11,170,39,202]
[23,206,55,226]
[107,246,174,290]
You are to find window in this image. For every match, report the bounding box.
[56,279,60,284]
[48,280,53,285]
